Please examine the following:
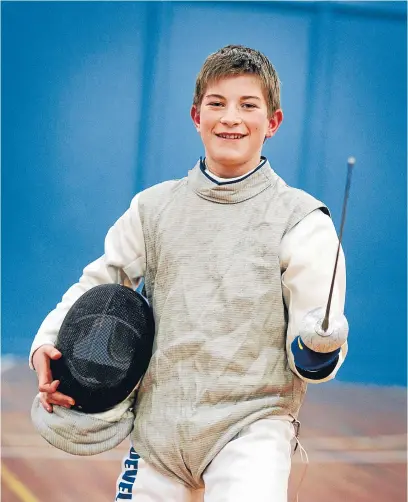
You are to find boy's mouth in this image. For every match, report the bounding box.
[215,133,247,140]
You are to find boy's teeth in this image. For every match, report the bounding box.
[219,134,243,139]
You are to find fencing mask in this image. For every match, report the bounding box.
[31,283,155,455]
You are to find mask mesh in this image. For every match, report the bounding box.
[50,284,154,413]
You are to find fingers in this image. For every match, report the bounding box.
[39,391,75,413]
[38,378,59,394]
[44,345,62,360]
[32,344,61,369]
[33,345,62,391]
[48,391,75,407]
[33,344,75,413]
[40,394,53,413]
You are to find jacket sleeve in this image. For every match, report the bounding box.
[280,209,348,384]
[29,193,146,369]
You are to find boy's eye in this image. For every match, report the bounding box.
[206,102,257,109]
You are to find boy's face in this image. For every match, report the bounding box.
[191,74,283,177]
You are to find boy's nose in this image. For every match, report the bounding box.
[220,109,242,126]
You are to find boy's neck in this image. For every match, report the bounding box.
[205,157,263,179]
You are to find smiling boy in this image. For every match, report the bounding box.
[30,45,347,502]
[191,74,282,177]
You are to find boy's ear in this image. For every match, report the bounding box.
[191,105,201,131]
[265,109,283,139]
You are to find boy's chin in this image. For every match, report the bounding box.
[210,152,250,167]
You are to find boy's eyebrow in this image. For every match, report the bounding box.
[204,94,225,100]
[204,94,261,101]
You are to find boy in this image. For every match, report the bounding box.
[30,45,347,502]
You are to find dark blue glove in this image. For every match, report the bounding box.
[291,336,340,380]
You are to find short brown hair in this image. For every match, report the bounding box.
[193,45,281,117]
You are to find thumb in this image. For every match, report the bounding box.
[45,346,62,360]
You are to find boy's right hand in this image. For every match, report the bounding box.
[32,344,75,413]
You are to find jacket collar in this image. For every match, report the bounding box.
[188,157,278,204]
